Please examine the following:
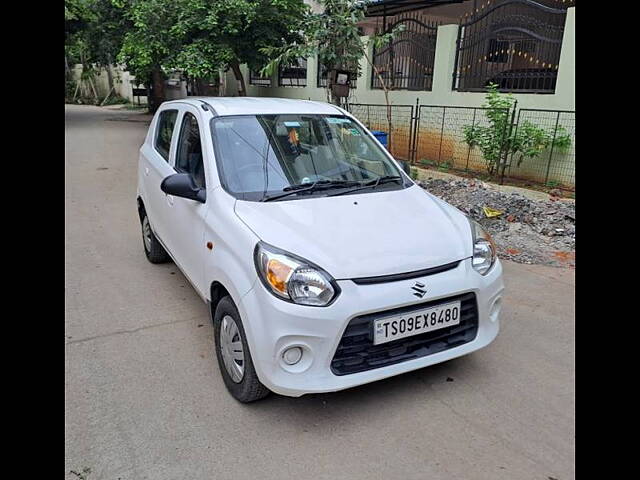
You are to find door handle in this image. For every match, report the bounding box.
[166,194,174,206]
[144,166,150,176]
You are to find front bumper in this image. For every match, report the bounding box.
[237,258,504,397]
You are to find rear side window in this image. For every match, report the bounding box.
[175,112,205,189]
[155,110,178,161]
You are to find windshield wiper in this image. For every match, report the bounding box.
[326,175,403,197]
[261,179,361,202]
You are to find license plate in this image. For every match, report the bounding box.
[373,301,461,345]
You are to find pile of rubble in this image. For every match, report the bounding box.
[418,177,575,268]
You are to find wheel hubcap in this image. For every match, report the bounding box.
[142,217,152,252]
[220,315,245,383]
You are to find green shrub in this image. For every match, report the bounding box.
[463,83,572,177]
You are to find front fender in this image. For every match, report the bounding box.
[204,188,260,305]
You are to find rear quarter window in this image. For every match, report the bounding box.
[154,110,178,161]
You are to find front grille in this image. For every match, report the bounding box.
[331,292,478,376]
[351,260,461,285]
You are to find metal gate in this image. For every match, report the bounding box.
[453,0,573,93]
[348,103,415,161]
[371,12,440,91]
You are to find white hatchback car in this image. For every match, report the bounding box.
[137,97,504,402]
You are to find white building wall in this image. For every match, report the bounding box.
[241,7,575,112]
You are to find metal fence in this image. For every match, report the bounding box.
[348,103,415,161]
[507,108,575,186]
[347,101,575,189]
[413,105,511,174]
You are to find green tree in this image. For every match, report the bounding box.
[66,0,94,98]
[115,0,308,110]
[85,0,130,96]
[116,0,183,111]
[66,0,129,103]
[170,0,308,96]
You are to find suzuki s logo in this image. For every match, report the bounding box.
[411,282,427,298]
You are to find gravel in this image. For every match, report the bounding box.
[418,177,575,268]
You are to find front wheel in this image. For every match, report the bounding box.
[213,296,270,402]
[141,213,170,264]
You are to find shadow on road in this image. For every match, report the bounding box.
[242,354,484,424]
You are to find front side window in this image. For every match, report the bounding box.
[175,112,205,189]
[155,109,178,161]
[210,114,408,201]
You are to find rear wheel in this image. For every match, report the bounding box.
[141,214,170,264]
[213,296,270,402]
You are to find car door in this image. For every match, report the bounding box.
[163,106,210,297]
[139,107,179,245]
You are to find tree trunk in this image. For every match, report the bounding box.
[364,49,394,158]
[149,68,166,113]
[196,78,208,96]
[219,68,226,96]
[65,55,71,81]
[145,81,153,109]
[229,61,246,96]
[105,63,114,94]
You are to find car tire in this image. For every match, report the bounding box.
[213,296,270,403]
[141,213,170,264]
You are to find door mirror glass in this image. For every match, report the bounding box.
[398,160,411,176]
[161,173,206,203]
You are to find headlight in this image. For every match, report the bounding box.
[253,242,339,306]
[467,217,497,275]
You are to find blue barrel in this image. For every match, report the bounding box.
[370,130,388,149]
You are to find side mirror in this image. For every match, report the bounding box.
[160,173,206,203]
[398,160,412,176]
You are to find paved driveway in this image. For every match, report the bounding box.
[65,105,574,480]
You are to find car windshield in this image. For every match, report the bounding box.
[210,114,407,201]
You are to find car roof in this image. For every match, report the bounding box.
[165,97,346,117]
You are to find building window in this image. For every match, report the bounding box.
[278,58,307,87]
[249,70,271,87]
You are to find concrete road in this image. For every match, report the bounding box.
[65,105,575,480]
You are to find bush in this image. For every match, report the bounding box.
[463,83,571,177]
[65,79,77,103]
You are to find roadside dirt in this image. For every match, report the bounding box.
[419,176,575,268]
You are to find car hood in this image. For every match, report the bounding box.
[234,184,472,279]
